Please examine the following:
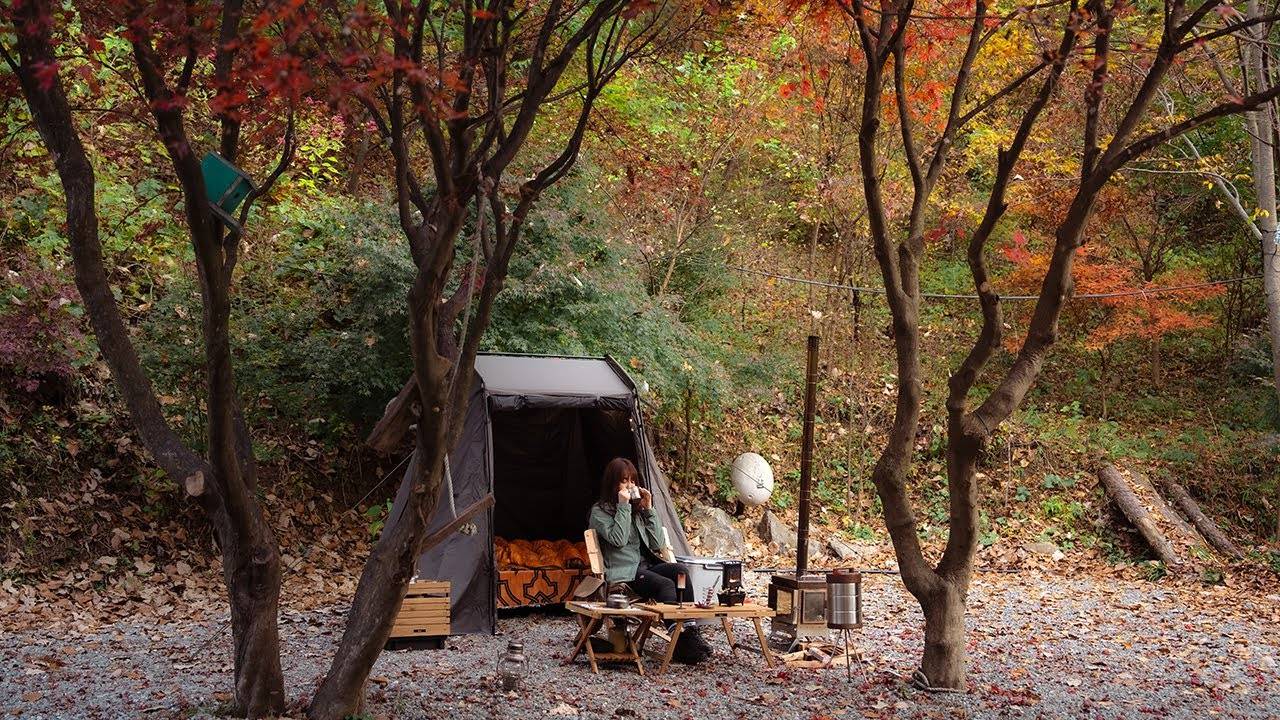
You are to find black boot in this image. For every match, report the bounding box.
[685,626,714,661]
[672,626,712,664]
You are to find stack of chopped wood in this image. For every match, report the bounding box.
[778,639,861,670]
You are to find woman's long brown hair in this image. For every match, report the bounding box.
[599,457,639,504]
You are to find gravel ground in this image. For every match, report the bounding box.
[4,571,1279,719]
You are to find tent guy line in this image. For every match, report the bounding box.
[721,263,1262,302]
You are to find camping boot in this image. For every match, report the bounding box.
[684,625,714,661]
[670,624,700,664]
[672,625,712,664]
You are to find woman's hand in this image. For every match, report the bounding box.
[618,485,633,505]
[637,487,652,510]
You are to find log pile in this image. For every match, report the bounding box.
[1160,479,1244,559]
[779,639,862,671]
[1097,464,1239,570]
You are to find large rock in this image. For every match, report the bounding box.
[688,505,746,558]
[757,510,820,560]
[827,536,864,563]
[1025,541,1064,562]
[1025,541,1059,556]
[757,510,796,556]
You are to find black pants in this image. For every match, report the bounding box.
[630,562,694,603]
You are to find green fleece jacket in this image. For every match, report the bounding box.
[589,500,665,583]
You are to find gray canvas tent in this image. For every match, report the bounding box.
[384,353,690,635]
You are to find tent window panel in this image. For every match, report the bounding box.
[490,408,637,542]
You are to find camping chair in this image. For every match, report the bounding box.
[573,528,616,602]
[574,527,676,602]
[574,528,676,647]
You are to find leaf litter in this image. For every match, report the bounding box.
[2,570,1278,719]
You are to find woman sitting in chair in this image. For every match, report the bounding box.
[588,457,712,663]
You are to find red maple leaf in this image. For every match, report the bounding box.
[31,60,60,91]
[1001,230,1031,264]
[622,0,657,19]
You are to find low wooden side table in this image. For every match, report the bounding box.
[636,602,778,674]
[565,601,658,675]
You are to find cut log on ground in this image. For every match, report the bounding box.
[1160,480,1244,559]
[1128,468,1202,541]
[778,639,860,670]
[1097,464,1183,568]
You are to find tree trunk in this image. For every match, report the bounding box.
[1128,468,1200,540]
[918,582,967,689]
[10,8,285,715]
[1150,337,1162,388]
[682,384,694,484]
[224,535,285,716]
[657,208,689,297]
[309,216,464,716]
[1098,350,1110,420]
[365,375,419,453]
[346,126,373,196]
[807,216,820,333]
[1097,464,1182,567]
[307,453,436,720]
[1244,0,1280,532]
[906,420,983,691]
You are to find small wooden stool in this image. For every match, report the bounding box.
[565,601,657,675]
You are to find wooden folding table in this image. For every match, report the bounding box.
[565,601,658,675]
[636,602,777,674]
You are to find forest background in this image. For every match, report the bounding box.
[3,0,1279,627]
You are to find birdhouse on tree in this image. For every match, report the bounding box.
[200,152,255,234]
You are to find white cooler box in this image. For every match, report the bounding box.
[674,555,740,613]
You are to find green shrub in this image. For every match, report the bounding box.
[481,166,758,422]
[139,196,413,441]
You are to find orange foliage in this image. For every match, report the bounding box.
[999,241,1224,352]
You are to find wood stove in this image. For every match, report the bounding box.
[768,335,829,640]
[768,572,828,637]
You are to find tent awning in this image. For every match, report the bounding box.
[475,354,634,406]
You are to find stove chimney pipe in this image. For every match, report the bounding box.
[796,334,819,578]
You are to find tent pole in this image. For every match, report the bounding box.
[419,494,495,554]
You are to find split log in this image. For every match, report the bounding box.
[1097,464,1182,568]
[1160,480,1244,559]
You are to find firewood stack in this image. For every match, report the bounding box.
[778,638,864,671]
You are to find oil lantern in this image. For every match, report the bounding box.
[496,640,528,692]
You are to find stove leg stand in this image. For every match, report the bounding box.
[840,629,865,682]
[843,630,851,682]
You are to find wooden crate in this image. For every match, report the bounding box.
[389,580,450,638]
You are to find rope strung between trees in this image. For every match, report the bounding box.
[724,263,1262,301]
